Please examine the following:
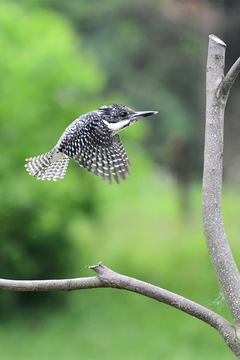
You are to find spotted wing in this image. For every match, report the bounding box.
[112,134,132,169]
[73,126,131,184]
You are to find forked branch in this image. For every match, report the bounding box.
[203,35,240,332]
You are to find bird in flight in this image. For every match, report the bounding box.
[25,103,158,184]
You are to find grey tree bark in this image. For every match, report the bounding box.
[1,35,240,358]
[203,34,240,328]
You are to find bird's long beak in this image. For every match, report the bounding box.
[105,110,158,136]
[129,110,158,122]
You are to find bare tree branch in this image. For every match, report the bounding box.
[203,34,240,332]
[220,56,240,98]
[0,261,238,355]
[0,275,103,291]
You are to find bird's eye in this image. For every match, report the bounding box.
[120,111,127,117]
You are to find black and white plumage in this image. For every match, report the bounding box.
[25,104,157,184]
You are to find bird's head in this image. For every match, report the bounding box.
[97,103,158,136]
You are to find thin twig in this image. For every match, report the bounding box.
[220,57,240,97]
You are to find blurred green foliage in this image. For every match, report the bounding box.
[0,1,106,312]
[1,1,240,359]
[19,0,206,184]
[17,0,240,182]
[1,176,239,359]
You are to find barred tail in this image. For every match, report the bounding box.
[25,151,70,181]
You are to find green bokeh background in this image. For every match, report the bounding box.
[1,1,240,359]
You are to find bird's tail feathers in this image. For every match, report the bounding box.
[25,151,69,181]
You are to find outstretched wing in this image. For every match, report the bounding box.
[73,126,131,184]
[112,134,132,168]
